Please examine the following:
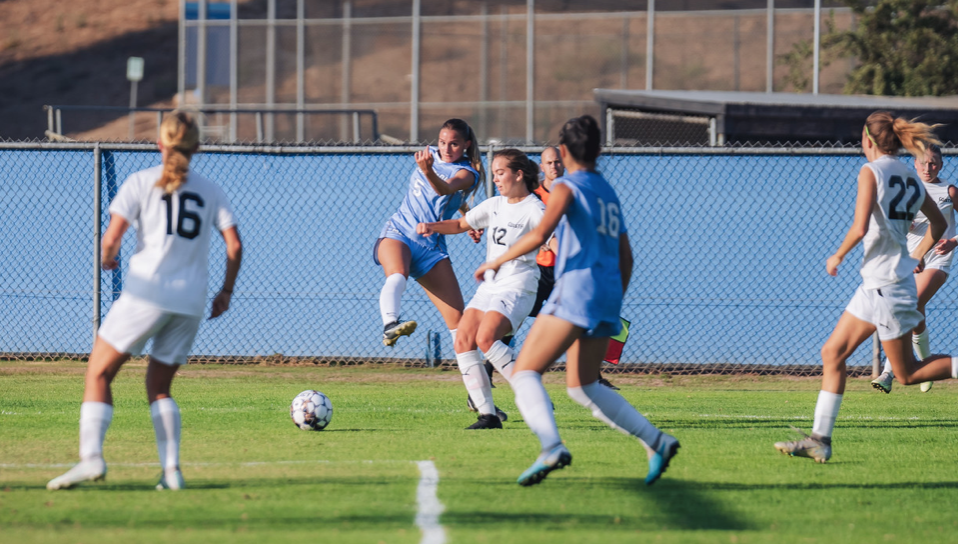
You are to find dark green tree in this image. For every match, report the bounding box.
[781,0,958,96]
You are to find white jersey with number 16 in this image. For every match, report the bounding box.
[860,155,925,289]
[109,164,236,317]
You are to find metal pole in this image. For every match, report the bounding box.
[605,107,614,147]
[341,0,352,142]
[709,117,717,147]
[645,0,654,91]
[128,81,138,140]
[93,144,102,343]
[352,111,360,143]
[525,0,534,144]
[766,0,774,93]
[813,0,820,95]
[256,112,263,143]
[56,109,62,135]
[178,0,186,105]
[499,5,508,139]
[872,332,881,378]
[620,18,629,89]
[296,0,305,142]
[266,0,276,142]
[198,0,208,108]
[733,15,740,91]
[229,0,238,142]
[410,0,421,142]
[479,1,488,141]
[485,144,495,197]
[157,111,163,140]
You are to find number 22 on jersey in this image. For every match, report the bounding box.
[161,192,205,239]
[887,175,920,221]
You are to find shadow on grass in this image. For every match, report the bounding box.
[652,418,958,430]
[444,477,751,532]
[3,475,413,492]
[698,480,958,492]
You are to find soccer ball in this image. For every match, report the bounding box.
[290,390,333,431]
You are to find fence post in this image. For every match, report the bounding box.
[410,0,421,142]
[766,0,774,93]
[93,144,102,344]
[486,144,495,197]
[229,0,238,142]
[645,0,654,91]
[296,0,305,142]
[341,0,353,142]
[813,0,821,95]
[525,0,534,144]
[266,0,276,142]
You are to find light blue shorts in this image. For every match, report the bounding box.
[540,272,623,339]
[374,224,449,280]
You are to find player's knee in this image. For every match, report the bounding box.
[896,373,917,386]
[453,335,473,354]
[820,342,846,366]
[475,332,497,353]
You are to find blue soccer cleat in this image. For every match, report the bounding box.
[517,444,571,487]
[645,433,680,486]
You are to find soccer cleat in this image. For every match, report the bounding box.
[156,468,185,491]
[383,320,417,347]
[645,433,680,486]
[46,458,107,490]
[466,413,503,429]
[920,381,933,392]
[871,371,893,394]
[774,426,831,463]
[495,406,508,422]
[517,444,572,486]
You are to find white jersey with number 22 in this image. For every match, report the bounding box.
[860,155,925,289]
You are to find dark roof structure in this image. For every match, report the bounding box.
[594,90,958,146]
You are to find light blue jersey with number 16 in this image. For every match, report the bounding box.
[542,170,628,337]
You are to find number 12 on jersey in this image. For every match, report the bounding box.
[596,198,621,238]
[161,192,205,239]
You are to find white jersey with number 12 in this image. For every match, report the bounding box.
[465,194,545,293]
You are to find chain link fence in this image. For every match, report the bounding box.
[3,143,958,375]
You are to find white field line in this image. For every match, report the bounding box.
[695,414,924,420]
[0,459,411,469]
[415,460,446,544]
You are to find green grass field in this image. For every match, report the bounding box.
[2,362,957,544]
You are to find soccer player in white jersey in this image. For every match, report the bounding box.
[476,116,679,487]
[375,119,483,349]
[48,111,243,491]
[774,112,952,463]
[418,149,546,429]
[872,145,955,393]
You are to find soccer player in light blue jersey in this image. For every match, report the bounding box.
[475,116,679,487]
[375,119,484,348]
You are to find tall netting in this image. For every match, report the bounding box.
[5,143,958,375]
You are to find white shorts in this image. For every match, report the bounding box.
[845,278,922,341]
[466,282,537,334]
[98,294,202,366]
[922,250,952,275]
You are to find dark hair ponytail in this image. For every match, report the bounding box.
[559,115,601,165]
[441,118,484,207]
[493,148,540,194]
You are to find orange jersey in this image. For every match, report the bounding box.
[534,185,556,267]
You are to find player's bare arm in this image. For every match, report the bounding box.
[827,166,876,277]
[211,226,243,319]
[101,215,130,270]
[416,148,475,196]
[416,217,472,237]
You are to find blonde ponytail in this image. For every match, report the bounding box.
[156,111,200,194]
[865,111,941,158]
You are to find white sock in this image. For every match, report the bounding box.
[882,360,893,376]
[79,402,113,462]
[951,357,958,379]
[379,273,406,326]
[484,340,515,382]
[512,370,562,452]
[811,390,842,439]
[913,330,931,360]
[567,382,663,450]
[150,398,181,471]
[456,350,494,416]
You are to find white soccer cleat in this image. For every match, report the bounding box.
[871,371,893,394]
[46,458,107,490]
[156,468,185,490]
[920,381,933,393]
